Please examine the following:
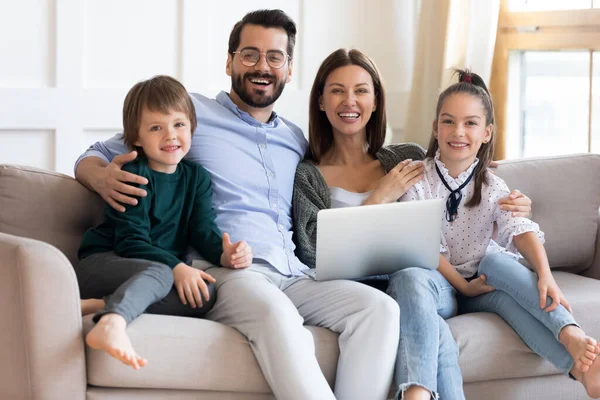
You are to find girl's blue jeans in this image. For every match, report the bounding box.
[387,252,578,399]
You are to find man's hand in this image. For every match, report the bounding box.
[220,233,252,269]
[498,190,532,218]
[489,162,531,217]
[460,275,495,297]
[173,263,216,308]
[100,151,148,212]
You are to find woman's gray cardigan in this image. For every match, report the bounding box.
[292,143,426,268]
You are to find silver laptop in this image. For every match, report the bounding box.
[315,199,443,281]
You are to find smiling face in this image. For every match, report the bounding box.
[320,65,376,140]
[434,92,492,174]
[134,108,192,174]
[226,24,293,109]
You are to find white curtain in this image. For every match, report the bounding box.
[398,0,501,147]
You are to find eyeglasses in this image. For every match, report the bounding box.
[232,48,291,69]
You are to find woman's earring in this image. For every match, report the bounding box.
[319,105,325,111]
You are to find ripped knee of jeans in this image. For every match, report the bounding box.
[398,383,439,400]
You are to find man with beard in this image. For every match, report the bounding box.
[74,9,400,400]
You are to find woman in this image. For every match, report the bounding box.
[292,48,532,399]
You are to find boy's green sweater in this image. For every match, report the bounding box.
[78,157,223,268]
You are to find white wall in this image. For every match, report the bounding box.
[0,0,416,175]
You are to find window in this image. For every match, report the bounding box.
[490,1,600,158]
[507,0,600,12]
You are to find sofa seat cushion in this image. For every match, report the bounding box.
[83,272,600,390]
[83,314,339,392]
[450,272,600,383]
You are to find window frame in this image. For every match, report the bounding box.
[490,2,600,158]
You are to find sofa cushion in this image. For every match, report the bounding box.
[83,273,600,391]
[0,164,104,266]
[494,154,600,273]
[83,314,339,392]
[449,271,600,383]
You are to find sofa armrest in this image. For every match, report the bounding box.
[0,232,86,400]
[583,209,600,281]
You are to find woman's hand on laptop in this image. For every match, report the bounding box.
[221,233,252,269]
[363,159,424,205]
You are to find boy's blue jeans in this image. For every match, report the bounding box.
[387,252,578,399]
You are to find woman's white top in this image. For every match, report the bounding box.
[399,151,544,278]
[329,187,373,208]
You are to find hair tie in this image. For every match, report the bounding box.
[463,74,472,84]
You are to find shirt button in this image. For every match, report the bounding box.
[269,172,275,178]
[278,224,284,230]
[260,144,267,149]
[271,203,277,209]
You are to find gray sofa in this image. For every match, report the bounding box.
[1,153,599,400]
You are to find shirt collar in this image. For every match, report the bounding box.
[434,149,479,185]
[216,91,279,127]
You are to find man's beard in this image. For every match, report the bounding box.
[231,72,286,108]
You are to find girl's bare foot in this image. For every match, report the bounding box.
[80,298,105,316]
[571,359,600,399]
[559,325,598,372]
[85,313,148,370]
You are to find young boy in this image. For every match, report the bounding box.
[75,75,252,370]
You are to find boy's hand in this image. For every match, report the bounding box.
[461,275,495,297]
[221,233,252,269]
[538,273,572,313]
[172,263,216,308]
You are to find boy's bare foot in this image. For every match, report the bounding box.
[571,358,600,399]
[80,298,105,316]
[85,313,148,370]
[559,325,598,372]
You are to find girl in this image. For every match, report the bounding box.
[391,69,600,399]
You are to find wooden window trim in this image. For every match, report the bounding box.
[499,9,600,29]
[490,1,599,159]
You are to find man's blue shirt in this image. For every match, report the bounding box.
[76,91,309,276]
